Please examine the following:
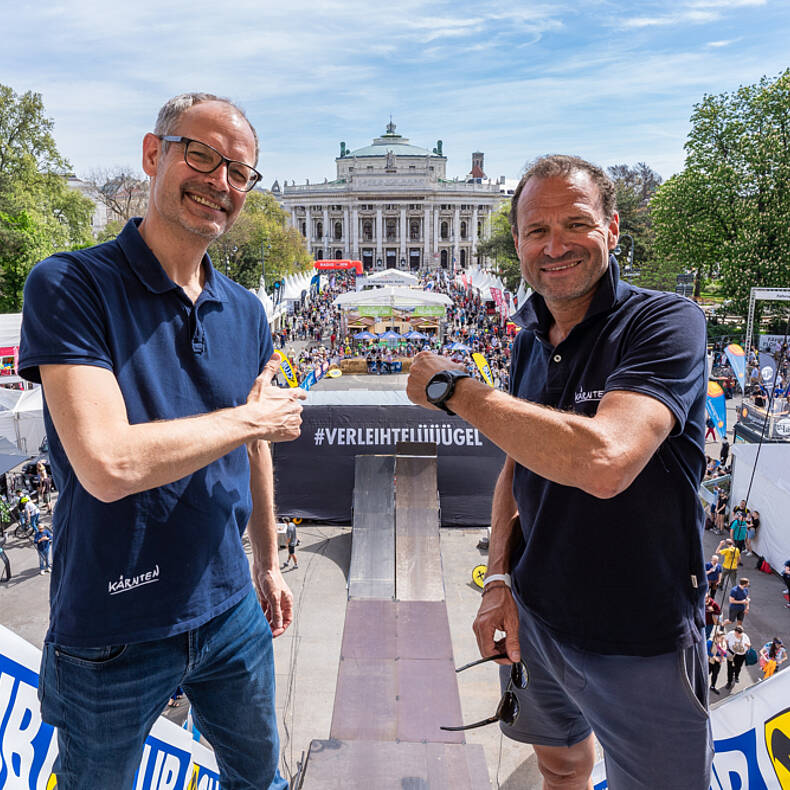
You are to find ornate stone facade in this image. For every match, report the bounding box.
[274,122,505,271]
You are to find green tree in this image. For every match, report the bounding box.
[0,84,94,311]
[207,191,312,290]
[651,69,790,312]
[475,201,522,291]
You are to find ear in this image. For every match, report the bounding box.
[607,211,620,251]
[141,133,163,179]
[512,229,520,256]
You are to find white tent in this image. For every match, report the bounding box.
[730,443,790,572]
[361,269,419,288]
[0,313,22,348]
[0,386,45,457]
[333,286,452,310]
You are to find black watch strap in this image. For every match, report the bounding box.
[427,370,470,415]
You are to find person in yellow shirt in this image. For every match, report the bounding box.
[716,538,740,598]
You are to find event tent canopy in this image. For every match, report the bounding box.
[332,286,452,310]
[362,269,419,288]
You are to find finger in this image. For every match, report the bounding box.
[279,589,294,634]
[258,352,283,387]
[268,590,284,636]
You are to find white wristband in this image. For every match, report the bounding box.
[483,573,511,589]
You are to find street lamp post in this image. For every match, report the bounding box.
[614,233,636,278]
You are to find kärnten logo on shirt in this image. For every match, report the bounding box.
[575,387,605,405]
[108,564,160,595]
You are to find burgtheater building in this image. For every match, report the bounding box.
[273,122,505,272]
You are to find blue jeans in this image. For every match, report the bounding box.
[39,588,288,790]
[36,542,50,570]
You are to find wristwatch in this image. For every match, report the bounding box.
[426,369,470,415]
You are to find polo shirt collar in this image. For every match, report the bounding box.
[511,255,628,336]
[118,218,227,303]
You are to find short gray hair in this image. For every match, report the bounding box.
[509,154,616,235]
[153,92,259,165]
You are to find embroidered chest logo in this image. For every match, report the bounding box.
[108,564,160,596]
[574,388,605,405]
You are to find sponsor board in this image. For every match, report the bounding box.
[0,625,221,789]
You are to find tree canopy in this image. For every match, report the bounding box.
[651,69,790,312]
[207,190,313,290]
[0,84,94,311]
[475,202,521,291]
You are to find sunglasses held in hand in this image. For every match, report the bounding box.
[441,653,529,732]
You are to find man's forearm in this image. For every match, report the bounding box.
[246,440,279,570]
[487,457,520,576]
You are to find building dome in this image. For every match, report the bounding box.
[341,121,444,159]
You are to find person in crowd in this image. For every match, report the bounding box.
[733,499,749,520]
[407,155,712,788]
[0,530,11,582]
[760,637,787,679]
[34,523,53,574]
[719,439,730,467]
[704,592,721,640]
[729,512,749,555]
[716,539,741,597]
[725,625,751,689]
[22,496,40,533]
[714,489,728,533]
[744,509,760,557]
[19,92,305,790]
[708,629,727,695]
[36,459,52,513]
[783,559,790,608]
[705,554,722,598]
[724,578,750,625]
[705,416,716,441]
[282,520,299,569]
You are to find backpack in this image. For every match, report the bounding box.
[745,647,759,666]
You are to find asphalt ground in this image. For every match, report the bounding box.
[1,389,787,788]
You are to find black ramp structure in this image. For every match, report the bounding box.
[300,450,489,788]
[348,455,396,600]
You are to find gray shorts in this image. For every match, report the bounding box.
[500,598,713,790]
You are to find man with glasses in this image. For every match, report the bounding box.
[407,155,711,788]
[19,93,304,789]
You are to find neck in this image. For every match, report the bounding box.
[137,214,208,294]
[545,292,596,347]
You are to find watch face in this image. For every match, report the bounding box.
[426,378,450,402]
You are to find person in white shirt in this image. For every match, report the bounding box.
[725,625,751,689]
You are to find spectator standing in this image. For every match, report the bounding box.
[35,525,53,574]
[282,520,298,569]
[782,559,790,608]
[725,625,750,689]
[705,416,716,442]
[725,578,750,625]
[705,554,722,597]
[714,490,728,533]
[0,531,11,582]
[37,460,52,513]
[733,499,749,520]
[23,497,40,532]
[744,510,759,557]
[719,439,730,467]
[704,593,720,639]
[760,638,787,679]
[729,515,748,555]
[708,629,727,694]
[717,539,741,595]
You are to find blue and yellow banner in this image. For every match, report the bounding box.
[472,352,494,387]
[278,353,299,388]
[724,343,746,393]
[706,381,727,441]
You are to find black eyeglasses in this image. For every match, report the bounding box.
[440,653,529,732]
[158,135,262,192]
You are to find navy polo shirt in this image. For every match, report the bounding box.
[509,258,707,656]
[19,219,274,646]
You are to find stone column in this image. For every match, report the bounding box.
[433,208,439,256]
[375,207,383,264]
[399,206,407,267]
[453,205,460,268]
[423,207,431,267]
[352,206,359,259]
[290,207,297,228]
[305,207,312,246]
[323,206,330,258]
[472,206,479,265]
[344,205,351,258]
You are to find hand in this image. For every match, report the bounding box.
[406,351,465,409]
[252,562,294,638]
[472,585,521,665]
[246,353,306,442]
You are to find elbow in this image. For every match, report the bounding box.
[582,445,638,500]
[76,454,134,503]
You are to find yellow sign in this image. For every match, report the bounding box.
[328,368,342,378]
[47,774,58,790]
[765,707,790,788]
[472,353,494,387]
[472,564,488,588]
[278,353,299,388]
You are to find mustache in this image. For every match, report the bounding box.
[182,182,233,212]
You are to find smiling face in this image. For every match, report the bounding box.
[512,171,619,314]
[143,101,256,242]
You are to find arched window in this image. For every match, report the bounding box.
[335,249,343,259]
[334,221,342,240]
[300,222,306,236]
[477,221,482,237]
[386,219,396,240]
[460,249,467,267]
[410,221,420,240]
[440,221,448,240]
[363,221,373,241]
[460,221,467,239]
[316,221,323,238]
[440,250,448,268]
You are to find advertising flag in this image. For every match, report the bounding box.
[706,381,727,441]
[472,353,494,387]
[758,351,778,392]
[278,353,299,388]
[724,343,746,393]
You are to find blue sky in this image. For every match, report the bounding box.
[2,0,788,186]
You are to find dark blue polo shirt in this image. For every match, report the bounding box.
[509,258,707,656]
[19,219,274,646]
